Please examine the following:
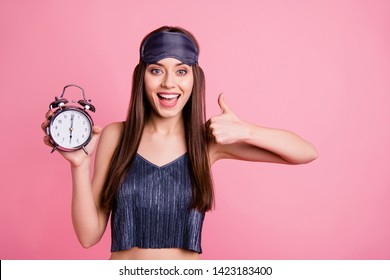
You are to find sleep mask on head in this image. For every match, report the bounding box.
[141,31,198,66]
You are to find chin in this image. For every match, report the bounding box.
[154,103,186,119]
[159,110,183,119]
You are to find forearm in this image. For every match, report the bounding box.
[71,159,104,247]
[242,123,318,164]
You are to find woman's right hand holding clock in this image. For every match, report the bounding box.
[41,109,102,167]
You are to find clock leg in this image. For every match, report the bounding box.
[81,146,88,155]
[51,145,58,153]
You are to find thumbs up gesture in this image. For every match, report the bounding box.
[207,93,248,145]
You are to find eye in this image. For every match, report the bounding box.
[150,68,162,75]
[177,69,187,75]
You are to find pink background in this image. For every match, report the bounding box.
[1,0,389,260]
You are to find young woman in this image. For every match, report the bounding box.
[42,26,317,260]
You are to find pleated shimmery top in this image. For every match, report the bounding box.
[111,153,205,253]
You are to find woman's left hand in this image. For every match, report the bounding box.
[207,94,317,165]
[207,93,249,145]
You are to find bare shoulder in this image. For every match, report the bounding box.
[102,121,124,137]
[95,122,124,161]
[99,122,124,146]
[92,122,124,187]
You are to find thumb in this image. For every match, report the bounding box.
[218,93,232,114]
[92,125,103,135]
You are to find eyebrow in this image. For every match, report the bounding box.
[149,62,187,67]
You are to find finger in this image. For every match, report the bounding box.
[205,119,215,142]
[92,125,103,135]
[45,109,54,120]
[218,93,232,114]
[42,110,54,132]
[41,119,50,132]
[43,135,53,147]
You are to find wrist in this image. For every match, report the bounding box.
[70,154,91,169]
[239,121,256,143]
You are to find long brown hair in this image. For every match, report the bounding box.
[101,26,214,213]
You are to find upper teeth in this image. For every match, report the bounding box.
[158,94,179,99]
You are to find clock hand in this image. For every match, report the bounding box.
[69,114,74,144]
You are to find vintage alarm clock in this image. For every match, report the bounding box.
[47,84,95,154]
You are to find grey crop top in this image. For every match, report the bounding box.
[111,153,205,253]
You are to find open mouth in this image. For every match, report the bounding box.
[157,93,180,107]
[157,93,180,100]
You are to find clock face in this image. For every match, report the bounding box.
[49,107,93,151]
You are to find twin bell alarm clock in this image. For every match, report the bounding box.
[46,84,96,155]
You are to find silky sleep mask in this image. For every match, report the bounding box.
[141,31,198,66]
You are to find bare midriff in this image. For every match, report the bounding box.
[109,247,200,260]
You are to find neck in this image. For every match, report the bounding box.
[145,113,185,135]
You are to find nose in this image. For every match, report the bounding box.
[161,72,175,88]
